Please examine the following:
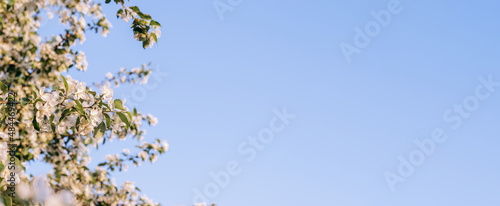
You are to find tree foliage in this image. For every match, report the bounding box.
[0,0,166,205]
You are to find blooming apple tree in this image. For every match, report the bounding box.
[0,0,167,205]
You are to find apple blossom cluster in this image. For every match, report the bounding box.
[0,0,165,205]
[97,64,153,88]
[112,1,162,48]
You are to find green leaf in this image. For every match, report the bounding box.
[51,122,56,133]
[21,97,30,106]
[149,20,161,27]
[49,114,56,133]
[151,33,158,43]
[59,109,73,123]
[75,116,80,131]
[116,8,123,18]
[94,122,106,139]
[49,114,55,123]
[103,113,111,128]
[61,75,69,92]
[126,111,133,122]
[0,162,4,172]
[117,112,129,128]
[32,118,40,131]
[142,39,150,49]
[99,101,110,110]
[74,100,83,114]
[114,99,124,110]
[138,12,152,20]
[129,6,140,14]
[0,81,7,93]
[105,0,111,3]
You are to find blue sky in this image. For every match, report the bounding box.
[35,0,500,205]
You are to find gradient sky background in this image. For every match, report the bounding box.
[33,0,500,205]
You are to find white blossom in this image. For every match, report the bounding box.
[138,151,148,161]
[106,72,113,79]
[101,82,114,101]
[147,114,158,126]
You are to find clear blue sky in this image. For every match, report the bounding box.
[35,0,500,205]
